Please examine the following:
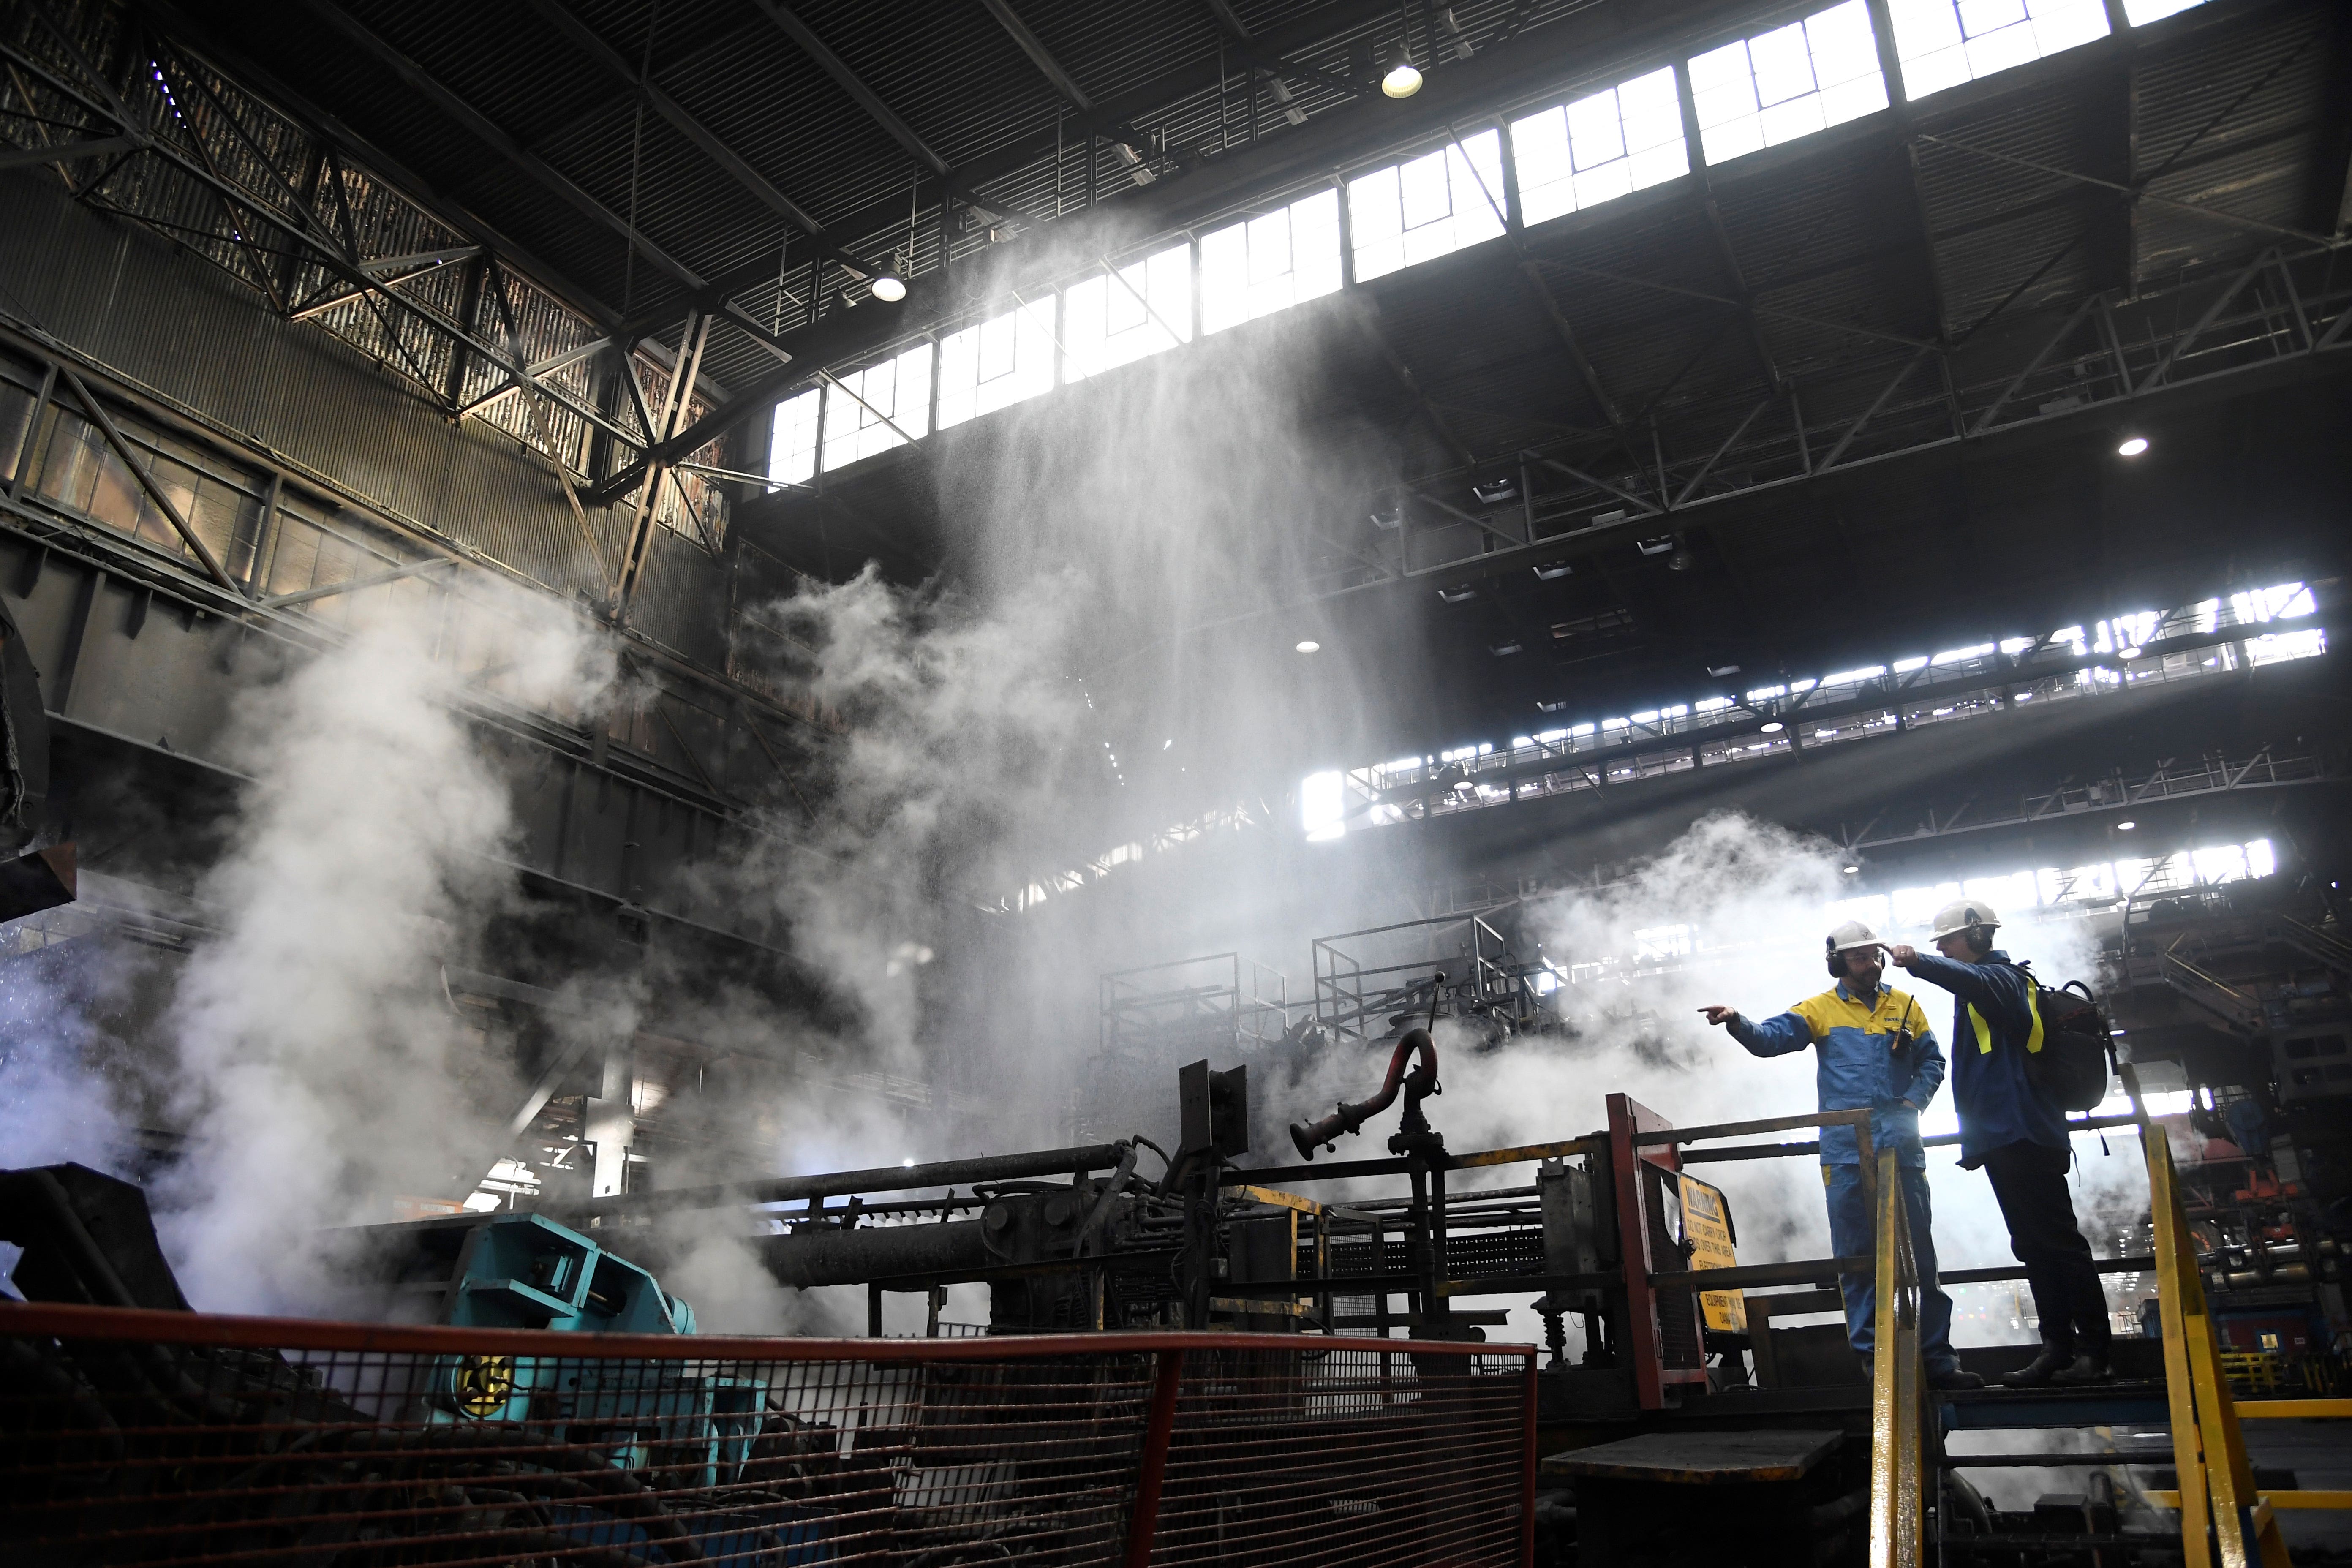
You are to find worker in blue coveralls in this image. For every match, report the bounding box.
[1892,898,2114,1387]
[1701,920,1983,1389]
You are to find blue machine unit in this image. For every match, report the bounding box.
[422,1214,770,1491]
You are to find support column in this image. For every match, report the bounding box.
[584,1042,634,1198]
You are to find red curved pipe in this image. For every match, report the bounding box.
[1289,1028,1440,1159]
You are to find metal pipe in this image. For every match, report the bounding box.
[754,1219,988,1289]
[542,1143,1128,1219]
[1288,1028,1439,1160]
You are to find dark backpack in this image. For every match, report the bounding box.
[2020,969,2115,1113]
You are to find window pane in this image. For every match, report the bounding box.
[1065,241,1193,379]
[1565,90,1625,169]
[1399,147,1451,230]
[1887,0,2110,100]
[1748,22,1818,106]
[2122,0,2208,19]
[767,387,819,487]
[1692,1,1889,162]
[820,342,931,472]
[1349,129,1505,280]
[1514,65,1690,227]
[1200,188,1342,334]
[937,302,1054,430]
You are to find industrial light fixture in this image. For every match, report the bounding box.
[1636,535,1676,557]
[1760,720,1785,733]
[1436,585,1478,604]
[873,177,916,302]
[1842,863,1861,876]
[1380,42,1423,98]
[1296,639,1321,653]
[1707,664,1742,677]
[1667,537,1696,572]
[2116,434,2150,457]
[1532,561,1573,581]
[2117,819,2137,831]
[1535,699,1568,713]
[1471,475,1519,504]
[1369,505,1404,530]
[1490,640,1522,656]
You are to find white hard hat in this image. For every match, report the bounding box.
[1826,919,1883,955]
[1930,899,2002,941]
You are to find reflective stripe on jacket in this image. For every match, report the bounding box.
[1727,981,1943,1167]
[1901,949,2071,1167]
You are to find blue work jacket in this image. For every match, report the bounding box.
[1727,980,1942,1167]
[1900,950,2072,1168]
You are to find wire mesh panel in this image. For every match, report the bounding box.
[0,1305,1533,1568]
[1152,1342,1529,1567]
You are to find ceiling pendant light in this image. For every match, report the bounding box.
[1380,42,1423,98]
[2116,433,2149,457]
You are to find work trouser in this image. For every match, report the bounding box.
[1978,1139,2112,1358]
[1824,1162,1959,1373]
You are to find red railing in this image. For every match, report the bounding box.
[0,1303,1535,1567]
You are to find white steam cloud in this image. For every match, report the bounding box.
[154,590,610,1312]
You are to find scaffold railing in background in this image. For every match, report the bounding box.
[0,1307,1536,1568]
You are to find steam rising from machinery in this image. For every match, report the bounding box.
[158,592,613,1312]
[0,287,2153,1350]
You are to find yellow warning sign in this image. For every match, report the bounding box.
[1678,1173,1746,1334]
[452,1354,516,1418]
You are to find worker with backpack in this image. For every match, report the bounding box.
[1891,899,2117,1386]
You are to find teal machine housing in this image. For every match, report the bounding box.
[409,1213,769,1490]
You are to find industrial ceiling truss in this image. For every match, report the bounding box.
[1358,246,2349,605]
[0,0,737,561]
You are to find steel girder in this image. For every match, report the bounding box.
[0,2,648,460]
[1325,250,2352,611]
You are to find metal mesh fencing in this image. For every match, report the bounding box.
[0,1304,1533,1568]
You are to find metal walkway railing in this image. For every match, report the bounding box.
[0,1307,1537,1567]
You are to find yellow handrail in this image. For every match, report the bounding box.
[2147,1123,2295,1568]
[1868,1147,1925,1568]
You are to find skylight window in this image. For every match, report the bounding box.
[936,301,1055,431]
[766,386,819,488]
[1302,770,1346,841]
[1510,67,1688,227]
[1687,0,1888,166]
[1347,128,1507,283]
[821,343,931,471]
[1886,0,2108,100]
[1199,188,1343,334]
[2121,0,2208,21]
[1063,243,1193,379]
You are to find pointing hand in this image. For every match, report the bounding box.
[1888,944,1919,969]
[1699,1005,1739,1027]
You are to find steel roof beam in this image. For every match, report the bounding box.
[521,0,870,276]
[976,0,1157,164]
[0,20,644,446]
[746,0,1003,223]
[1200,0,1309,125]
[140,0,624,330]
[294,0,707,294]
[747,0,944,177]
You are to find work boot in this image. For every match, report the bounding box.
[1927,1366,1986,1391]
[2049,1353,2115,1386]
[1999,1346,2075,1388]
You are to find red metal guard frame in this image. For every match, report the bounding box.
[1607,1092,1708,1410]
[1,1302,1538,1568]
